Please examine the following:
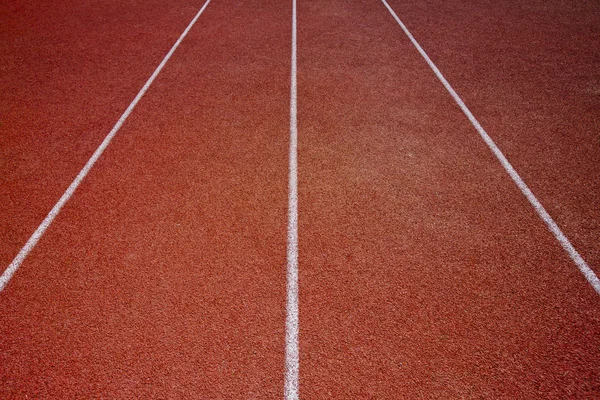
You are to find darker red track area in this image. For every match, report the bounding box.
[0,0,204,267]
[1,0,290,397]
[1,0,599,398]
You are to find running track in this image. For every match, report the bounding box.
[1,0,599,398]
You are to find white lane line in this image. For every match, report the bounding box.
[285,0,300,398]
[0,0,213,293]
[380,0,600,295]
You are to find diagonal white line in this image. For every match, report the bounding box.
[285,0,300,398]
[0,0,213,292]
[380,0,600,295]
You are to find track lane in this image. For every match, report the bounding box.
[0,0,214,292]
[3,0,599,397]
[297,0,600,397]
[0,0,291,397]
[380,0,599,294]
[384,0,600,275]
[0,0,205,268]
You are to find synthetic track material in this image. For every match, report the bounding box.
[0,0,213,292]
[0,0,204,269]
[2,0,599,398]
[1,0,291,397]
[385,0,600,276]
[297,0,599,397]
[381,0,600,295]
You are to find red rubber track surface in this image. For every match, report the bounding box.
[1,0,290,397]
[1,0,599,398]
[0,0,204,268]
[385,0,600,273]
[297,0,599,398]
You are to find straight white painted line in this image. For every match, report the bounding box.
[380,0,600,295]
[285,0,300,398]
[0,0,213,293]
